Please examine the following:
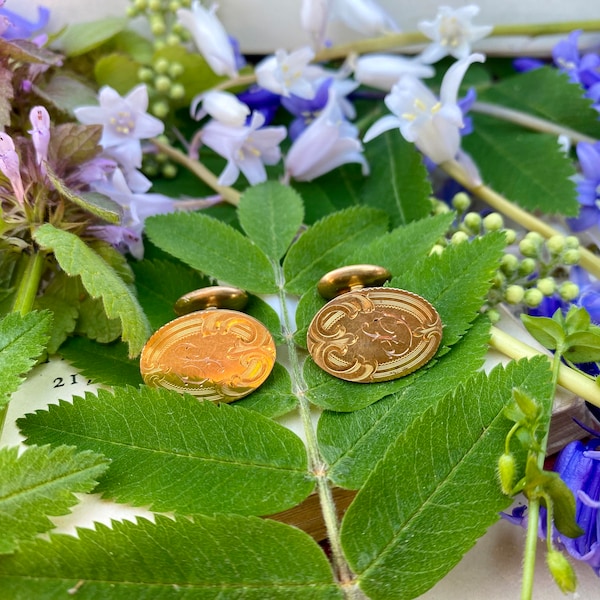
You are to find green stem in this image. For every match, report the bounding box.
[273,264,357,595]
[12,250,45,315]
[520,350,562,600]
[472,101,597,145]
[441,159,600,280]
[150,138,241,206]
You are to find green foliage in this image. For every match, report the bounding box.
[319,316,491,489]
[94,53,140,95]
[144,212,278,294]
[0,445,108,555]
[283,206,389,295]
[0,310,52,408]
[56,17,128,56]
[341,357,553,599]
[238,182,305,261]
[32,74,99,115]
[360,131,432,227]
[33,224,151,357]
[18,386,314,516]
[0,515,342,599]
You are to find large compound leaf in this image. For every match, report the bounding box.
[319,316,490,489]
[0,445,108,555]
[360,131,432,227]
[33,224,150,357]
[283,206,388,295]
[0,515,342,599]
[238,181,305,260]
[341,357,553,600]
[144,212,278,294]
[0,310,52,408]
[18,386,313,516]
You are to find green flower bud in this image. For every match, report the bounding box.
[463,212,482,233]
[169,0,182,10]
[155,152,168,164]
[523,288,544,308]
[155,134,170,145]
[134,0,148,10]
[562,248,581,265]
[505,285,525,305]
[451,191,471,212]
[167,33,182,46]
[143,163,159,177]
[429,244,445,256]
[151,100,169,119]
[519,257,537,276]
[154,74,171,93]
[169,83,186,100]
[564,235,580,250]
[559,282,579,302]
[497,453,516,495]
[482,212,504,232]
[126,6,139,17]
[137,66,154,82]
[150,16,167,36]
[537,277,556,296]
[154,39,166,51]
[500,253,519,275]
[492,271,506,289]
[524,231,544,245]
[148,0,162,11]
[153,58,170,74]
[546,549,577,593]
[451,231,469,245]
[486,308,501,324]
[168,62,184,78]
[503,228,517,245]
[162,163,177,178]
[546,234,566,255]
[433,200,451,215]
[519,238,540,258]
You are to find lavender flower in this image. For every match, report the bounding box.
[418,5,492,64]
[236,86,282,126]
[176,1,238,78]
[200,112,286,186]
[28,105,50,167]
[0,2,49,40]
[74,84,164,174]
[352,53,434,91]
[0,131,25,204]
[301,0,331,48]
[332,0,399,37]
[284,88,368,181]
[364,53,484,165]
[567,142,600,232]
[191,90,250,126]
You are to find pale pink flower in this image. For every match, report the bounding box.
[0,132,25,204]
[28,105,51,166]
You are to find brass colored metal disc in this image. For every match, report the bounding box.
[174,286,248,316]
[317,264,391,299]
[140,309,276,402]
[307,287,442,383]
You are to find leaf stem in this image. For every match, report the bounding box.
[520,350,562,600]
[489,325,600,408]
[472,101,597,145]
[150,138,241,206]
[12,250,46,315]
[440,159,600,280]
[273,264,356,594]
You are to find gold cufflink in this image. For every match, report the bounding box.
[307,265,442,383]
[140,286,276,402]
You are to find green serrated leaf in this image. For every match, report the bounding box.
[521,313,564,350]
[56,17,128,57]
[59,337,143,387]
[564,330,600,363]
[283,206,389,295]
[44,163,121,224]
[565,305,591,333]
[341,356,553,599]
[0,38,62,65]
[76,296,122,343]
[245,294,284,345]
[319,316,491,489]
[88,239,134,285]
[238,181,304,260]
[0,310,52,407]
[47,123,102,171]
[463,114,578,216]
[235,362,297,418]
[144,212,278,294]
[18,386,314,516]
[0,514,342,599]
[94,53,140,95]
[33,75,99,115]
[361,131,432,226]
[294,287,327,349]
[0,445,108,555]
[33,224,150,357]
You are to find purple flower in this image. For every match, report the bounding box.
[0,3,49,40]
[553,433,600,574]
[28,105,51,166]
[236,86,281,125]
[567,142,600,232]
[512,57,546,73]
[0,131,25,204]
[282,77,333,140]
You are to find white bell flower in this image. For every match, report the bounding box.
[418,5,493,64]
[301,0,332,48]
[353,54,435,91]
[191,90,250,126]
[176,1,238,78]
[333,0,400,37]
[364,53,485,165]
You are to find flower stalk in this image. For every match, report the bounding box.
[11,249,46,316]
[441,159,600,280]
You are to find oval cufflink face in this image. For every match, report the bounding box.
[140,309,276,402]
[307,287,442,383]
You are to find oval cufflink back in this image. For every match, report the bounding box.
[307,265,443,383]
[140,286,276,403]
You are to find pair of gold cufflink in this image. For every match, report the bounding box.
[139,265,443,403]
